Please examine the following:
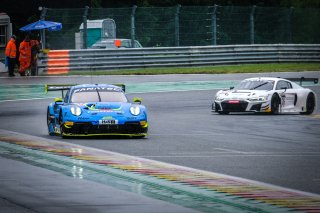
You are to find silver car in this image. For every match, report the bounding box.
[212,77,317,115]
[91,39,142,49]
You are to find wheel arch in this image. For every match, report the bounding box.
[47,104,55,115]
[306,91,317,109]
[272,92,282,103]
[58,106,68,124]
[311,91,317,108]
[300,91,317,115]
[270,92,282,114]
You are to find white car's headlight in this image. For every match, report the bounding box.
[215,95,224,101]
[70,105,82,116]
[130,106,141,116]
[248,96,268,101]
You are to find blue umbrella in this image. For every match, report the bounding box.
[20,20,62,49]
[20,20,62,32]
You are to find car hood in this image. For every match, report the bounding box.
[216,90,270,99]
[72,102,133,113]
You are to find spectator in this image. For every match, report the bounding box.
[5,35,17,77]
[30,35,40,76]
[19,35,31,76]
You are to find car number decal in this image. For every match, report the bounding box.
[99,120,118,125]
[54,126,61,134]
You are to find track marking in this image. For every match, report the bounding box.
[0,129,319,213]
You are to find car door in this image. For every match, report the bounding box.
[275,80,296,110]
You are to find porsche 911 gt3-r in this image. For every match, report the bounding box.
[46,84,148,137]
[212,77,317,114]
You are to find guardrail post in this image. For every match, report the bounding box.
[175,4,181,47]
[250,5,256,44]
[211,5,218,45]
[82,6,89,49]
[40,7,47,49]
[131,5,137,48]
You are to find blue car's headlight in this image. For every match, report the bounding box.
[70,105,82,116]
[130,106,141,116]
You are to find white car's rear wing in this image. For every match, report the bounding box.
[283,77,318,86]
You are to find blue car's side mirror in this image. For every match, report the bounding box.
[54,97,64,105]
[133,97,142,104]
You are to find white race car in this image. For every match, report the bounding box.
[212,77,318,114]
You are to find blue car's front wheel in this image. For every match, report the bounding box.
[47,108,55,136]
[59,111,67,138]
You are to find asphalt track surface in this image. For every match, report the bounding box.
[0,72,320,210]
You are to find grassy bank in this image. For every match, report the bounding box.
[67,63,320,75]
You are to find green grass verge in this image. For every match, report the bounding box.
[66,63,320,75]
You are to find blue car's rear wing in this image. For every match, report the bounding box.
[45,84,73,93]
[45,84,126,97]
[283,77,318,86]
[45,84,74,99]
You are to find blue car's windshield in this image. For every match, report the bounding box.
[70,90,127,103]
[235,80,275,91]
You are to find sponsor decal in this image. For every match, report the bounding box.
[73,87,121,93]
[54,126,61,134]
[77,117,89,120]
[102,116,113,120]
[87,109,114,113]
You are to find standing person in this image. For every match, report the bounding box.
[30,35,40,76]
[5,35,17,77]
[19,35,31,76]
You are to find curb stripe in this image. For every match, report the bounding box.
[0,131,319,212]
[47,50,70,75]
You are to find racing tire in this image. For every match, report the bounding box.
[218,111,230,115]
[270,94,281,114]
[133,135,146,139]
[47,108,55,136]
[300,93,315,115]
[59,111,65,138]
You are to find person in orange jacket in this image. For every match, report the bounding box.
[19,35,31,76]
[5,35,17,77]
[30,36,40,76]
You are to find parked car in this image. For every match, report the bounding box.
[212,77,317,114]
[90,39,142,49]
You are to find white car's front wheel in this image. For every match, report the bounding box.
[271,94,281,114]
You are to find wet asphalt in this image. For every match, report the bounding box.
[0,71,320,212]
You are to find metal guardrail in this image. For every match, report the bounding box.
[37,44,320,75]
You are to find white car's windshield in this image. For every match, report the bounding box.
[70,90,127,103]
[235,80,275,91]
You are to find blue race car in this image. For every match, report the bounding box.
[46,84,148,138]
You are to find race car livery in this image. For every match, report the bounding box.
[46,84,148,137]
[212,77,317,114]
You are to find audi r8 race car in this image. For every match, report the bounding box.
[46,84,148,137]
[212,77,318,114]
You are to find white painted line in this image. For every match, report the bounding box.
[0,97,53,103]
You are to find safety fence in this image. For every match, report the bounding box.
[40,6,320,49]
[37,44,320,75]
